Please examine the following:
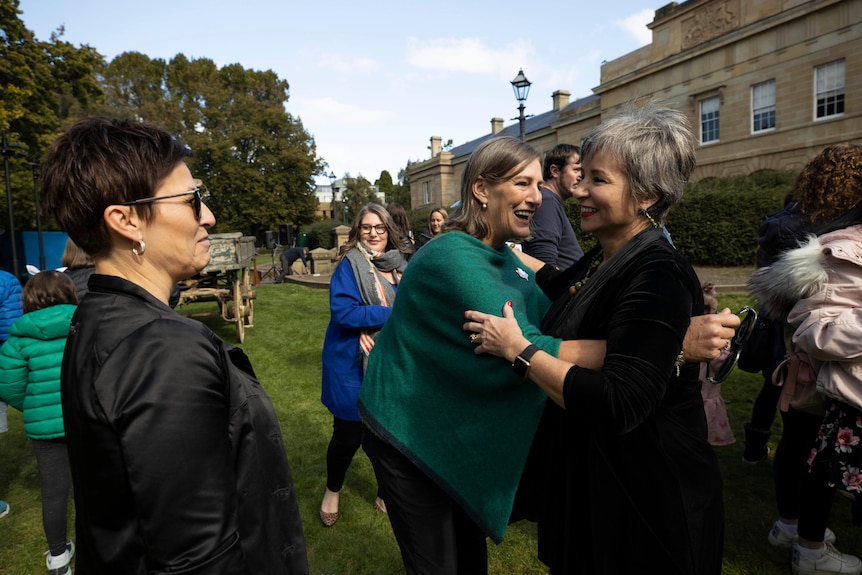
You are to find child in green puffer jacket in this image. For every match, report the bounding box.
[0,270,77,575]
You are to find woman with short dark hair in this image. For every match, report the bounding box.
[41,117,308,574]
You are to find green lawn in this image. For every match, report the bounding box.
[1,285,860,574]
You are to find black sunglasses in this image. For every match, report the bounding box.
[120,188,202,220]
[707,306,758,384]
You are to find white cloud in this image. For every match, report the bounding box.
[617,9,654,46]
[405,37,533,76]
[293,97,391,127]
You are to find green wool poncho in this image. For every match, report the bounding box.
[358,231,561,543]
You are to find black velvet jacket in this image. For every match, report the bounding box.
[62,275,308,574]
[529,228,724,575]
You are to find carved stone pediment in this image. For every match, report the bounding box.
[682,0,740,50]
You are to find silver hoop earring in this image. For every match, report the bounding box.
[642,209,658,229]
[132,239,146,256]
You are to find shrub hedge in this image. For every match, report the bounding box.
[304,218,341,250]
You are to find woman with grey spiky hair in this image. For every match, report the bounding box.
[466,104,725,574]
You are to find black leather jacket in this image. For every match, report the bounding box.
[62,275,308,574]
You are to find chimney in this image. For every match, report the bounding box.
[430,136,442,157]
[490,117,504,135]
[552,90,570,112]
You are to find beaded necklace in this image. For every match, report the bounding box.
[569,251,603,296]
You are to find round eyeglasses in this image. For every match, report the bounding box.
[360,224,388,234]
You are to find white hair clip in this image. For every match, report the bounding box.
[26,264,67,276]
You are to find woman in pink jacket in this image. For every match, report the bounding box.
[752,144,862,574]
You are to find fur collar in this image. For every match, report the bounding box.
[749,234,827,319]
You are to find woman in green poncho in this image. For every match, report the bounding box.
[358,136,606,573]
[358,134,737,575]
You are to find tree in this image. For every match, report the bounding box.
[1,0,104,229]
[341,174,379,222]
[375,170,393,204]
[99,53,324,236]
[388,161,414,208]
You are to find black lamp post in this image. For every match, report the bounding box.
[328,171,338,220]
[27,161,45,270]
[2,131,24,277]
[510,69,532,142]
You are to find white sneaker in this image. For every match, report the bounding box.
[45,540,74,575]
[769,520,837,548]
[792,542,862,575]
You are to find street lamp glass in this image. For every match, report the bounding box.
[510,68,531,103]
[328,171,336,184]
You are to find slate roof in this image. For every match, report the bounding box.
[447,94,600,160]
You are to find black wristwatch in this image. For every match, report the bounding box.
[512,344,540,379]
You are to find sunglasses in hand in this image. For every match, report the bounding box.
[706,306,758,384]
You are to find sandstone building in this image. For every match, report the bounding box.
[407,0,861,211]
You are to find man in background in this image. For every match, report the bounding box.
[521,143,584,268]
[278,246,310,281]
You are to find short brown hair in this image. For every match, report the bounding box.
[542,143,580,181]
[41,117,192,257]
[22,270,78,314]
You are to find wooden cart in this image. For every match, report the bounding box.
[177,232,257,343]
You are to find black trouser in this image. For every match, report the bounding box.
[774,408,833,541]
[750,374,782,431]
[32,439,71,556]
[363,427,488,575]
[326,417,364,492]
[279,252,298,277]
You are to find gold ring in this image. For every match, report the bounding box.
[469,333,480,344]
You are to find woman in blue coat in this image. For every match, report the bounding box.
[319,203,410,526]
[0,270,77,575]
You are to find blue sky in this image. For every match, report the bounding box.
[20,0,654,185]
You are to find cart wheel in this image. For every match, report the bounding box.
[241,267,254,327]
[242,266,252,292]
[245,298,254,327]
[233,277,245,343]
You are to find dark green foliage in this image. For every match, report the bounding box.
[380,166,412,207]
[305,219,341,250]
[1,0,105,229]
[565,199,598,254]
[668,171,796,266]
[376,170,394,202]
[341,174,380,223]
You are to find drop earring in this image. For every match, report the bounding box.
[642,209,658,228]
